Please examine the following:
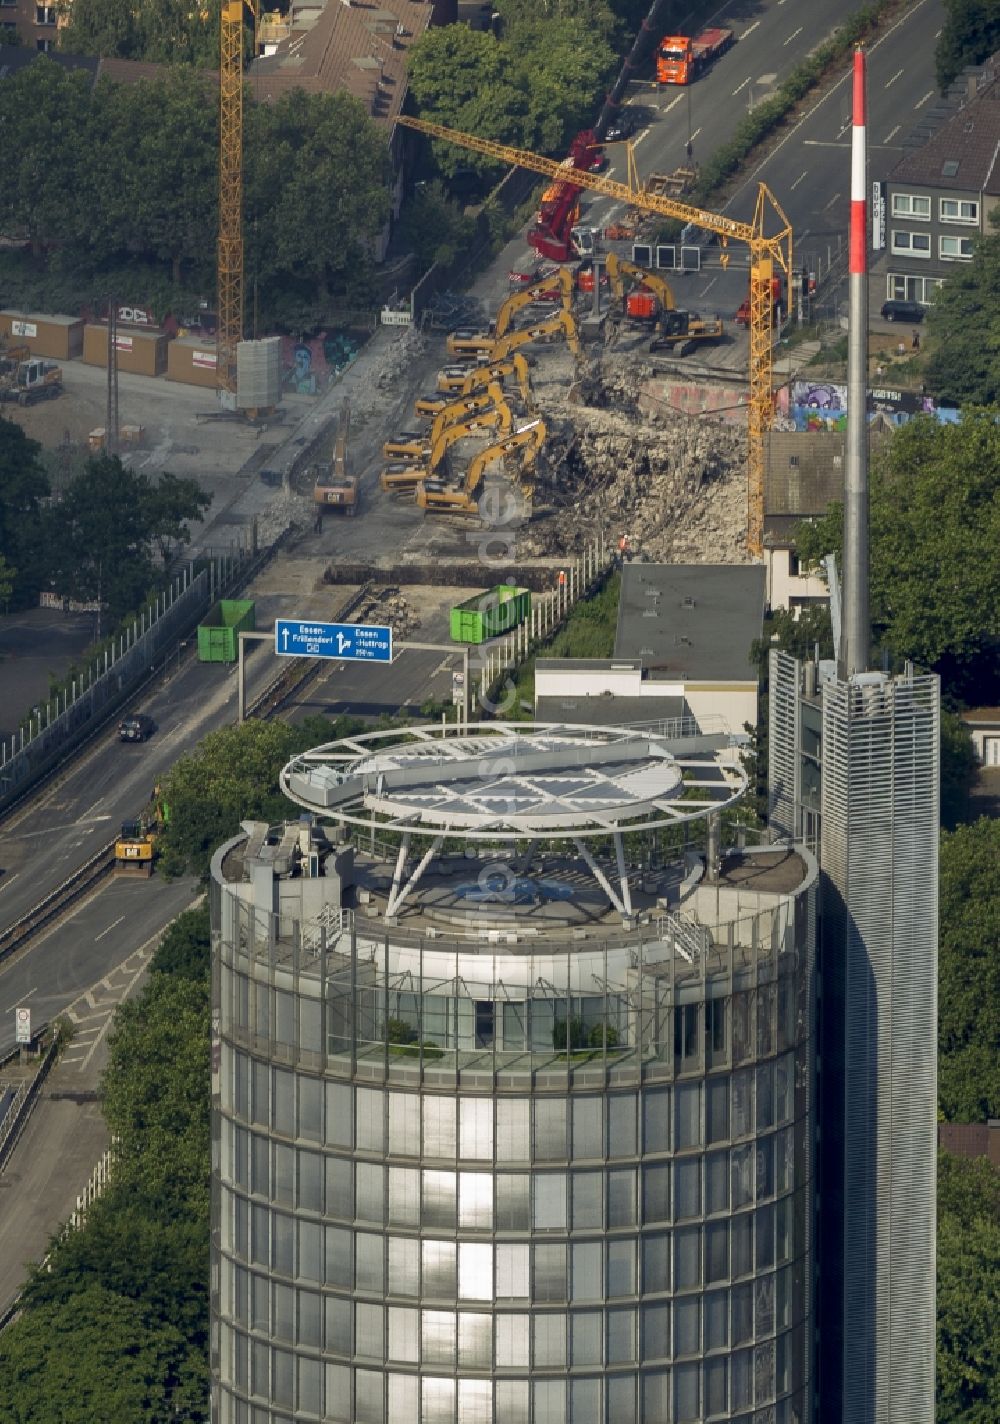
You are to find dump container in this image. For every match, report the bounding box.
[167,335,218,388]
[82,324,169,376]
[0,310,85,360]
[450,585,530,644]
[197,599,256,663]
[626,290,658,322]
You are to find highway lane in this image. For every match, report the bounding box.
[0,873,199,1059]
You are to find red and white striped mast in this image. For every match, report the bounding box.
[840,46,871,678]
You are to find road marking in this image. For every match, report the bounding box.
[11,987,37,1007]
[690,127,702,142]
[790,171,808,190]
[884,124,900,143]
[661,93,684,114]
[732,76,751,96]
[739,21,760,40]
[0,873,19,896]
[885,68,903,88]
[633,129,650,146]
[804,140,849,147]
[701,277,717,295]
[915,89,934,108]
[784,26,803,45]
[823,192,842,210]
[94,915,126,943]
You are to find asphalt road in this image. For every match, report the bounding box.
[572,0,946,329]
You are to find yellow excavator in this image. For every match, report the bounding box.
[459,353,536,414]
[380,397,513,493]
[114,787,169,877]
[605,252,676,320]
[394,384,508,454]
[416,419,546,516]
[493,267,574,338]
[312,402,358,516]
[490,309,581,362]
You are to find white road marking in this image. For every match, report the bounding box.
[739,21,760,40]
[690,127,702,142]
[633,129,650,146]
[11,987,37,1007]
[0,873,19,896]
[884,124,900,143]
[823,192,842,210]
[791,171,808,190]
[94,915,126,943]
[915,89,934,109]
[732,76,751,96]
[803,140,850,147]
[701,277,717,295]
[885,69,903,88]
[662,93,684,114]
[784,26,803,45]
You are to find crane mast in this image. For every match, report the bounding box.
[396,115,793,557]
[218,0,245,408]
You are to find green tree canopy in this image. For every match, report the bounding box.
[937,1151,1000,1423]
[61,0,221,65]
[0,416,49,607]
[796,413,1000,698]
[0,60,91,254]
[925,221,1000,405]
[936,0,1000,91]
[938,817,1000,1120]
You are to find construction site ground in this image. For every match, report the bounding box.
[1,233,764,696]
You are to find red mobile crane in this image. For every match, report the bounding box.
[528,129,600,261]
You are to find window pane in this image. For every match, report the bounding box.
[423,1096,457,1159]
[706,1150,729,1214]
[571,1310,602,1365]
[533,1244,566,1301]
[496,1099,529,1161]
[643,1088,670,1154]
[355,1088,384,1152]
[533,1312,566,1366]
[534,1099,567,1160]
[675,1295,700,1356]
[643,1164,670,1223]
[496,1312,529,1366]
[733,1214,753,1278]
[388,1373,418,1418]
[355,1234,382,1292]
[675,1082,703,1148]
[422,1309,456,1366]
[388,1167,419,1227]
[422,1376,455,1424]
[608,1168,636,1228]
[458,1312,492,1368]
[643,1370,671,1424]
[674,1227,701,1289]
[675,1158,701,1220]
[422,1240,456,1298]
[572,1096,603,1159]
[572,1171,603,1229]
[298,1076,322,1141]
[606,1239,636,1297]
[570,1377,600,1424]
[606,1306,636,1364]
[388,1306,418,1363]
[459,1243,493,1301]
[571,1242,602,1301]
[459,1172,493,1229]
[707,1077,729,1143]
[389,1091,420,1155]
[606,1374,636,1424]
[706,1220,729,1282]
[326,1156,352,1221]
[675,1361,700,1421]
[642,1302,670,1361]
[388,1236,419,1297]
[355,1302,384,1361]
[705,1289,728,1349]
[607,1094,637,1157]
[705,1356,728,1416]
[458,1377,492,1424]
[533,1379,565,1424]
[533,1173,567,1230]
[423,1170,457,1229]
[496,1173,530,1230]
[643,1233,670,1294]
[495,1380,528,1424]
[496,1243,529,1299]
[461,1098,493,1161]
[356,1163,384,1224]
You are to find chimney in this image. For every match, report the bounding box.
[840,47,870,679]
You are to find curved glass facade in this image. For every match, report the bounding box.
[211,836,817,1424]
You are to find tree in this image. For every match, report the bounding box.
[502,18,617,152]
[925,223,1000,405]
[937,1152,1000,1423]
[59,0,140,60]
[0,416,49,607]
[0,552,14,605]
[936,0,1000,91]
[141,472,212,563]
[940,708,977,830]
[938,818,1000,1121]
[796,414,1000,700]
[398,181,476,268]
[61,0,221,64]
[0,60,91,254]
[406,26,528,177]
[0,1283,207,1423]
[149,900,210,980]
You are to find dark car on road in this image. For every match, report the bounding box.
[119,712,156,743]
[880,299,925,323]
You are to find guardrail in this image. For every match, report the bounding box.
[0,843,116,966]
[0,1032,59,1173]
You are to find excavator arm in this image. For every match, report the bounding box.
[493,267,575,338]
[605,252,676,311]
[490,310,580,363]
[417,420,546,515]
[382,393,513,492]
[459,356,536,413]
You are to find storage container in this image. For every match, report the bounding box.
[197,599,256,663]
[82,324,169,376]
[450,585,530,644]
[167,335,218,388]
[0,310,85,359]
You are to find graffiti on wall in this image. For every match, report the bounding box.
[774,382,959,431]
[280,332,365,395]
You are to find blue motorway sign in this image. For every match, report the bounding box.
[274,619,393,663]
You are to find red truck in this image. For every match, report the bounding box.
[656,27,734,85]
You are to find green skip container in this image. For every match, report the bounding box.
[450,585,530,644]
[197,599,256,663]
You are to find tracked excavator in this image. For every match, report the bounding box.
[380,397,513,493]
[490,310,581,363]
[459,354,536,414]
[416,419,546,516]
[312,403,358,515]
[493,267,574,338]
[605,252,677,322]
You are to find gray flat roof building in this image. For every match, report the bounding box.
[614,564,765,680]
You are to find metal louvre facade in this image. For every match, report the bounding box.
[819,670,938,1424]
[209,836,819,1424]
[767,652,801,843]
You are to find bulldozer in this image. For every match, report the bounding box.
[416,419,546,516]
[380,396,513,494]
[312,403,358,516]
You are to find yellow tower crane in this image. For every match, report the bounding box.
[396,116,793,558]
[218,0,253,408]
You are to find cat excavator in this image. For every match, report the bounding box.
[380,394,513,493]
[459,353,536,414]
[490,310,581,363]
[416,419,546,516]
[391,384,508,456]
[605,252,677,323]
[493,266,574,338]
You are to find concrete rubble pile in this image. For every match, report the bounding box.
[353,585,422,639]
[527,366,750,564]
